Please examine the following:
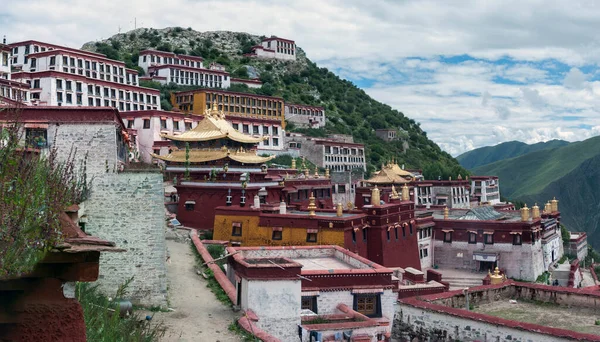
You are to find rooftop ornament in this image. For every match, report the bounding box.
[489,267,504,285]
[401,184,409,201]
[532,203,540,219]
[371,186,381,207]
[307,192,317,216]
[443,206,449,220]
[520,203,530,222]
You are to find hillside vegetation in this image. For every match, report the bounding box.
[472,136,600,199]
[82,27,468,178]
[457,140,570,170]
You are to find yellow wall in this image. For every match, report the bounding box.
[193,93,206,115]
[214,214,345,247]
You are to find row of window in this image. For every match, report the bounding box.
[324,146,364,156]
[301,294,381,317]
[81,97,157,112]
[55,79,157,104]
[418,227,432,240]
[419,248,429,259]
[144,54,203,68]
[327,164,364,172]
[352,224,414,244]
[231,123,279,135]
[287,107,324,116]
[443,231,523,245]
[130,118,193,131]
[325,155,365,163]
[226,223,318,243]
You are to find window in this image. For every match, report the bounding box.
[306,232,317,242]
[354,294,380,317]
[273,138,279,146]
[56,79,63,89]
[66,81,72,91]
[76,82,82,92]
[395,227,399,240]
[484,233,494,245]
[468,232,477,244]
[232,223,242,236]
[363,229,368,242]
[143,119,150,129]
[513,234,522,245]
[301,296,318,313]
[49,56,55,66]
[76,94,82,105]
[127,120,134,129]
[174,121,180,130]
[185,122,192,130]
[352,229,356,243]
[32,80,40,89]
[184,201,195,211]
[386,229,390,242]
[443,231,452,243]
[242,124,249,133]
[253,126,259,134]
[272,230,282,240]
[66,93,72,104]
[56,92,63,102]
[25,128,48,148]
[273,127,279,135]
[30,58,36,68]
[160,119,167,129]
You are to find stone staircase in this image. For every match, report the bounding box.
[439,273,485,290]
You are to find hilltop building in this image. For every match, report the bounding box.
[246,36,296,61]
[0,43,10,79]
[284,103,325,128]
[285,132,367,171]
[568,231,588,260]
[7,40,161,111]
[137,49,232,88]
[171,89,285,152]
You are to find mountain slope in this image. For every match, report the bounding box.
[521,154,600,247]
[457,140,570,169]
[82,27,468,178]
[472,135,600,199]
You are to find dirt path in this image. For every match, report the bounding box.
[152,239,241,342]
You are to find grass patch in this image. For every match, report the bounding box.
[228,320,261,342]
[189,241,232,306]
[77,280,166,342]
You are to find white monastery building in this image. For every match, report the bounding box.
[8,40,160,111]
[138,49,231,89]
[247,36,296,61]
[285,103,326,128]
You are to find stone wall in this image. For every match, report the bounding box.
[84,170,168,306]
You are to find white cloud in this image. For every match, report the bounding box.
[563,67,588,89]
[520,88,545,107]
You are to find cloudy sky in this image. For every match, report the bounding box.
[3,0,600,155]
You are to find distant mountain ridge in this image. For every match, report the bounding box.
[467,135,600,247]
[457,140,570,170]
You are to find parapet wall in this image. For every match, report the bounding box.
[84,171,168,306]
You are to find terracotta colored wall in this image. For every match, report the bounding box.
[0,278,86,342]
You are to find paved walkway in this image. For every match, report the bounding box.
[151,239,241,342]
[432,268,486,290]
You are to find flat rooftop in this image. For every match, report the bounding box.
[290,257,353,271]
[418,206,522,222]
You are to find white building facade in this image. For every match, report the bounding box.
[138,49,231,88]
[285,103,325,128]
[247,36,296,61]
[471,176,501,205]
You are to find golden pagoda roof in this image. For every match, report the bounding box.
[152,147,275,164]
[366,166,412,184]
[162,104,266,144]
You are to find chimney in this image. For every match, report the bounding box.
[253,195,260,209]
[279,200,287,214]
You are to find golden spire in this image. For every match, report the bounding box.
[401,184,409,201]
[308,192,317,216]
[551,197,559,212]
[304,168,309,177]
[291,158,296,169]
[314,167,319,178]
[544,201,552,214]
[372,186,381,207]
[325,167,330,178]
[336,202,343,217]
[490,267,503,285]
[443,206,449,220]
[532,203,540,219]
[520,203,530,222]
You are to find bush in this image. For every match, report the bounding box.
[77,280,166,341]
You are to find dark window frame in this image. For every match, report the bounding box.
[306,232,317,242]
[353,294,382,318]
[272,230,282,241]
[232,223,242,236]
[468,232,477,244]
[443,231,452,243]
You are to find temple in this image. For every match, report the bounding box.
[156,103,333,229]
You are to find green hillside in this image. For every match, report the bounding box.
[472,135,600,199]
[521,154,600,247]
[81,27,468,179]
[457,140,570,169]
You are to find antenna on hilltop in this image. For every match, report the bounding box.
[118,25,122,34]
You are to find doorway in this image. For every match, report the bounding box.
[479,261,496,272]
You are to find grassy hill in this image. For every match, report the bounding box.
[81,27,468,178]
[472,135,600,199]
[457,140,570,170]
[520,154,600,247]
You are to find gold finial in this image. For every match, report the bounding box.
[314,167,319,178]
[308,192,317,216]
[532,203,540,219]
[212,102,218,111]
[291,158,296,169]
[304,168,309,177]
[520,203,530,222]
[371,186,381,207]
[457,174,462,180]
[301,156,306,169]
[390,185,399,199]
[325,167,330,178]
[336,202,343,217]
[551,197,558,212]
[401,184,409,201]
[347,201,354,210]
[490,267,503,285]
[544,201,552,214]
[443,206,449,220]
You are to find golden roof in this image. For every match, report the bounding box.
[365,163,413,184]
[152,147,275,164]
[162,103,266,144]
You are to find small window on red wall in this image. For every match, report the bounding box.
[306,232,317,242]
[484,233,494,245]
[272,230,282,240]
[232,222,242,236]
[443,231,452,243]
[468,232,477,244]
[513,234,522,245]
